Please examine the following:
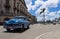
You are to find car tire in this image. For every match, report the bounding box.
[27,25,30,29]
[21,24,24,31]
[6,29,11,32]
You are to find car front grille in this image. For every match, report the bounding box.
[6,24,21,26]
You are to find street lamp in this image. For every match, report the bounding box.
[40,8,46,24]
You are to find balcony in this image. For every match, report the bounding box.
[5,12,14,16]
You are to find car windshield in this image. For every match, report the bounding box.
[14,16,26,20]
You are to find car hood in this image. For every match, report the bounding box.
[5,19,24,24]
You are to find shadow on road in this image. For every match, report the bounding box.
[3,28,30,33]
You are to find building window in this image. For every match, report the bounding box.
[4,0,10,15]
[0,10,4,16]
[6,0,9,4]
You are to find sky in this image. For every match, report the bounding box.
[25,0,60,21]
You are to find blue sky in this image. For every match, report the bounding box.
[25,0,60,21]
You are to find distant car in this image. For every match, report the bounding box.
[3,16,30,31]
[53,22,56,25]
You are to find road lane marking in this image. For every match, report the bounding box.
[35,31,59,39]
[35,33,47,39]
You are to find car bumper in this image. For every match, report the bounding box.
[4,25,22,29]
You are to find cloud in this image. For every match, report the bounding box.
[58,10,60,14]
[35,0,60,13]
[25,0,32,11]
[37,16,43,21]
[48,12,56,17]
[36,10,60,21]
[25,0,60,21]
[25,0,32,5]
[42,0,59,8]
[35,0,44,7]
[57,10,60,17]
[25,0,44,11]
[35,0,60,21]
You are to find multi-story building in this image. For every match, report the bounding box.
[0,0,37,24]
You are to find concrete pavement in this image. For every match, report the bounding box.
[35,24,60,39]
[35,31,60,39]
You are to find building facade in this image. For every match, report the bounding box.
[0,0,37,24]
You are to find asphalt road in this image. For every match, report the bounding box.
[0,24,60,39]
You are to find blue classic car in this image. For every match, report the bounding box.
[3,16,30,31]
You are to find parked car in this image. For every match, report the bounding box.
[3,16,30,31]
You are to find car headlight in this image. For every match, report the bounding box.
[16,21,18,22]
[4,21,8,24]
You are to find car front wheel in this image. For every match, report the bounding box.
[6,29,11,32]
[27,25,30,29]
[21,24,24,31]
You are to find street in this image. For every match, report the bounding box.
[0,24,60,39]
